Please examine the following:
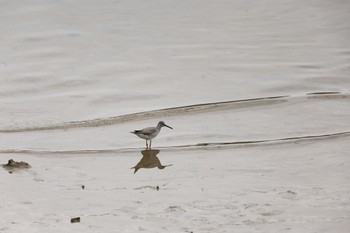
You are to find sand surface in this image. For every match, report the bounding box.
[1,0,350,232]
[1,137,350,233]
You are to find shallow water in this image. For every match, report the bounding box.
[0,0,350,131]
[0,92,349,153]
[1,0,350,153]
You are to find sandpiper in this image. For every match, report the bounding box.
[131,121,173,150]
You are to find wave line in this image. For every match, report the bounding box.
[0,95,287,133]
[1,131,349,155]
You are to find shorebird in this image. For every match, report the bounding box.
[131,121,173,150]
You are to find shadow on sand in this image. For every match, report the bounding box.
[131,149,172,174]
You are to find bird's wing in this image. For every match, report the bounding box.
[139,127,156,136]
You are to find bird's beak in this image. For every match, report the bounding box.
[164,124,173,129]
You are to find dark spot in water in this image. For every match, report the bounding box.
[307,91,340,95]
[296,64,321,69]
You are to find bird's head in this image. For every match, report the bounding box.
[158,121,173,129]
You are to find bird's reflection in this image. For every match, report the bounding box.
[131,149,172,174]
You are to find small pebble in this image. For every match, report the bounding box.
[70,217,80,223]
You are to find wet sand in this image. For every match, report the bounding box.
[1,136,350,233]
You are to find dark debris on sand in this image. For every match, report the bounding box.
[2,159,31,173]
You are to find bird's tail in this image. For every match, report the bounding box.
[130,130,140,134]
